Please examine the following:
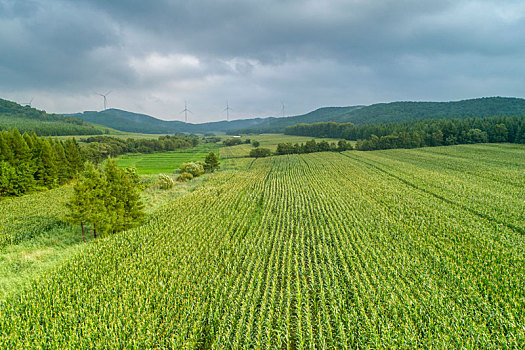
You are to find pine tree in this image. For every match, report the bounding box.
[66,162,107,239]
[8,128,31,167]
[204,152,220,173]
[52,140,69,185]
[64,138,83,178]
[35,138,58,188]
[0,131,10,162]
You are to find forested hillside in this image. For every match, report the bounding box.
[234,97,525,134]
[0,99,103,136]
[285,115,525,151]
[0,129,83,197]
[69,109,270,134]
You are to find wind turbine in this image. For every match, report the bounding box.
[224,101,232,121]
[281,101,285,118]
[180,100,192,122]
[22,98,34,107]
[96,91,111,110]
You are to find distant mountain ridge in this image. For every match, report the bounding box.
[68,97,525,135]
[66,109,272,134]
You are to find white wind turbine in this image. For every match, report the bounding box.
[97,91,111,110]
[224,101,232,121]
[181,100,192,122]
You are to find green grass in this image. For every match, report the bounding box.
[116,143,220,174]
[219,133,344,158]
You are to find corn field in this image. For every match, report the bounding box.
[1,144,524,348]
[0,187,71,248]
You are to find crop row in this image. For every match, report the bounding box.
[1,145,523,348]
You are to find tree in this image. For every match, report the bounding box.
[204,152,220,173]
[66,162,107,239]
[249,147,272,158]
[252,140,260,147]
[66,161,145,239]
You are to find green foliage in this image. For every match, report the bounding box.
[157,174,174,189]
[285,115,525,151]
[249,147,272,158]
[0,129,83,197]
[204,152,220,172]
[178,171,193,181]
[223,137,243,146]
[236,97,525,134]
[179,162,204,177]
[251,140,260,147]
[80,135,199,163]
[0,98,102,136]
[65,160,145,238]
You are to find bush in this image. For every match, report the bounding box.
[178,172,193,182]
[249,147,272,158]
[179,162,204,177]
[252,140,260,147]
[223,138,243,146]
[157,174,174,189]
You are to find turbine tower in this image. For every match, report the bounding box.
[180,100,192,123]
[224,101,232,121]
[281,102,285,118]
[97,91,111,110]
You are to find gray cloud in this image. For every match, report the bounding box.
[1,0,525,121]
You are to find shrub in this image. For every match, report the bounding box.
[252,141,260,147]
[157,174,174,189]
[179,162,204,177]
[178,172,193,181]
[249,147,272,158]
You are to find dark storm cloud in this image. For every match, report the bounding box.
[1,0,525,120]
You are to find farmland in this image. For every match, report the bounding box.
[219,133,342,158]
[116,143,219,174]
[1,143,523,348]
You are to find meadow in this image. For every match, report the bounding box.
[116,143,219,174]
[1,143,523,348]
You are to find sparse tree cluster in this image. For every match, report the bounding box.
[0,129,83,196]
[66,159,145,240]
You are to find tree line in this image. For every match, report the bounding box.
[285,115,525,150]
[80,135,199,163]
[250,139,353,158]
[0,129,83,196]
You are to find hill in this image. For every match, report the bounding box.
[0,99,104,136]
[66,97,525,135]
[68,109,272,134]
[234,96,525,133]
[330,96,525,124]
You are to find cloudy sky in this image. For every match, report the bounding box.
[1,0,525,122]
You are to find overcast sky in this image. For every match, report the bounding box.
[1,0,525,122]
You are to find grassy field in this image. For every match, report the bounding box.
[116,143,219,174]
[219,133,343,158]
[1,143,523,348]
